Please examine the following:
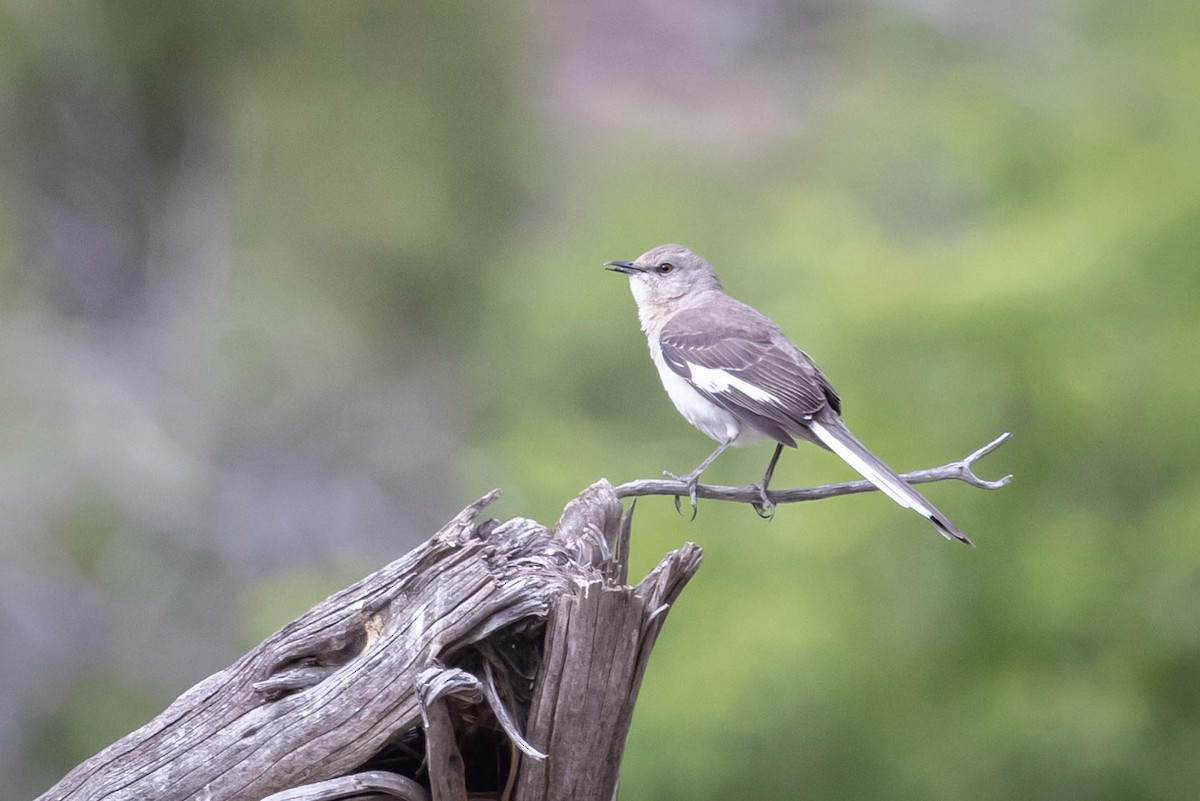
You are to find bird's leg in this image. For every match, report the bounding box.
[750,443,785,519]
[664,440,731,519]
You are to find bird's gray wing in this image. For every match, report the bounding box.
[661,298,970,544]
[659,301,840,445]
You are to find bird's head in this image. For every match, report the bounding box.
[605,244,723,315]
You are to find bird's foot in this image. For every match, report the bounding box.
[663,470,700,520]
[750,483,776,520]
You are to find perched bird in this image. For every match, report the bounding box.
[606,243,970,544]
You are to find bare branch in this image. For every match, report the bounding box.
[613,431,1013,506]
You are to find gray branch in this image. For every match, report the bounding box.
[614,431,1013,506]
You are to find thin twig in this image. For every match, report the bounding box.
[613,432,1013,505]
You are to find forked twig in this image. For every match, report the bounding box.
[613,432,1012,507]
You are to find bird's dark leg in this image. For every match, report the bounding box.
[750,443,785,519]
[665,440,731,519]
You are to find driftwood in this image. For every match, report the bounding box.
[36,482,699,801]
[37,434,1010,801]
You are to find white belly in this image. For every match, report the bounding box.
[649,343,764,446]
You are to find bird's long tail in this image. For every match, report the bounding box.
[808,417,972,545]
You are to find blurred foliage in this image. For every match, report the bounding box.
[1,0,1198,800]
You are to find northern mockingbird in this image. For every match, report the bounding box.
[606,243,970,545]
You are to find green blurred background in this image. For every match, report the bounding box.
[2,1,1198,798]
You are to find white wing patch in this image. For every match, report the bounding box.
[686,362,780,405]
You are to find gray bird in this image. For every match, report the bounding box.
[606,243,970,545]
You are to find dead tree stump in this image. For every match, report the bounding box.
[36,433,1012,800]
[38,480,701,801]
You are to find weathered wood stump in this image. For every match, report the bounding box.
[39,480,701,801]
[38,432,1012,800]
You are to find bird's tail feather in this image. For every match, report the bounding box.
[808,418,972,546]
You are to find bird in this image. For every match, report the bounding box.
[605,243,971,545]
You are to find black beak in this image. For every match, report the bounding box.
[604,260,640,274]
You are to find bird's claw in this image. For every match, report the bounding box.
[750,484,775,520]
[664,470,700,520]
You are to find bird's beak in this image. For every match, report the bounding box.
[604,260,641,274]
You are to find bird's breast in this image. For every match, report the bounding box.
[649,341,753,445]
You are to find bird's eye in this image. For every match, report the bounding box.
[657,262,674,274]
